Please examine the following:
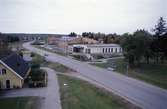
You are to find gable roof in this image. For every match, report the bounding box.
[0,53,30,78]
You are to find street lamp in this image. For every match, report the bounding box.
[126,62,129,75]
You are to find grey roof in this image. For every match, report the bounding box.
[87,44,120,47]
[73,44,120,47]
[1,53,30,78]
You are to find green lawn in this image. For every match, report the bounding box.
[30,52,75,73]
[91,58,167,89]
[43,61,75,73]
[0,97,41,109]
[8,42,23,49]
[33,45,66,56]
[58,74,140,109]
[91,62,108,68]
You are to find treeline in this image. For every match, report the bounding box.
[68,32,121,44]
[69,17,167,66]
[121,17,167,66]
[0,34,12,58]
[82,32,121,44]
[0,33,20,43]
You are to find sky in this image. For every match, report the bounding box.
[0,0,167,34]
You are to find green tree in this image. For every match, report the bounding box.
[120,33,135,66]
[153,17,167,37]
[120,30,152,66]
[69,32,77,37]
[152,17,167,63]
[0,33,11,57]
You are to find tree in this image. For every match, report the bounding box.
[0,33,11,57]
[159,32,167,60]
[69,32,77,37]
[120,30,152,66]
[133,30,153,64]
[120,33,135,66]
[153,17,167,37]
[152,17,167,63]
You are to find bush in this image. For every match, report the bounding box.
[30,52,35,57]
[29,69,45,81]
[30,62,40,69]
[72,55,89,61]
[28,69,46,87]
[19,52,23,57]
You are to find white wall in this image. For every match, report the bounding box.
[88,46,122,54]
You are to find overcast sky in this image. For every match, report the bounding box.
[0,0,166,34]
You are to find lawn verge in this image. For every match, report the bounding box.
[58,74,141,109]
[91,58,167,89]
[0,97,41,109]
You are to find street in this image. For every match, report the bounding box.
[23,41,167,109]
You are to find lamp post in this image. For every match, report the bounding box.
[126,62,129,75]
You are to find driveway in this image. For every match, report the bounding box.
[0,67,62,109]
[23,41,167,109]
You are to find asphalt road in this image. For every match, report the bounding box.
[23,42,167,109]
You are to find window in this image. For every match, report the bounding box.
[105,48,107,53]
[108,48,110,52]
[115,48,117,53]
[87,49,91,54]
[103,48,105,53]
[111,48,113,52]
[2,69,6,75]
[119,48,122,53]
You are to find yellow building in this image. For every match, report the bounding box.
[0,53,30,89]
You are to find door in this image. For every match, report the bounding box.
[0,81,1,89]
[6,80,10,89]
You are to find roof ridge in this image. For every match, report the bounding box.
[1,52,18,61]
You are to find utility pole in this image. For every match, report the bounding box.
[126,62,129,75]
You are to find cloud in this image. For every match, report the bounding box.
[0,0,166,34]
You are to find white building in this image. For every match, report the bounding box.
[70,44,122,58]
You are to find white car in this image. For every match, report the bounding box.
[44,53,49,56]
[107,67,114,71]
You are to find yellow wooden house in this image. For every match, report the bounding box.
[0,53,31,89]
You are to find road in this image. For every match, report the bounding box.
[23,42,167,109]
[1,67,62,109]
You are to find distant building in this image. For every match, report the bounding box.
[69,44,122,59]
[47,36,98,51]
[0,53,31,89]
[67,37,98,45]
[47,36,60,45]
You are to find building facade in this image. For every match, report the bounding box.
[70,44,122,59]
[0,54,30,89]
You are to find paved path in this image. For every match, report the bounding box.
[0,67,62,109]
[23,42,167,109]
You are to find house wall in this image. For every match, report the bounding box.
[68,37,98,45]
[0,63,23,89]
[72,45,122,54]
[88,46,122,54]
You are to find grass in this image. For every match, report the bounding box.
[58,74,141,109]
[91,62,108,68]
[70,54,89,61]
[33,44,66,56]
[8,42,23,49]
[31,53,75,73]
[43,61,75,73]
[0,97,41,109]
[91,58,167,89]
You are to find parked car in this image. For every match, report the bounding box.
[44,53,49,56]
[107,67,115,71]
